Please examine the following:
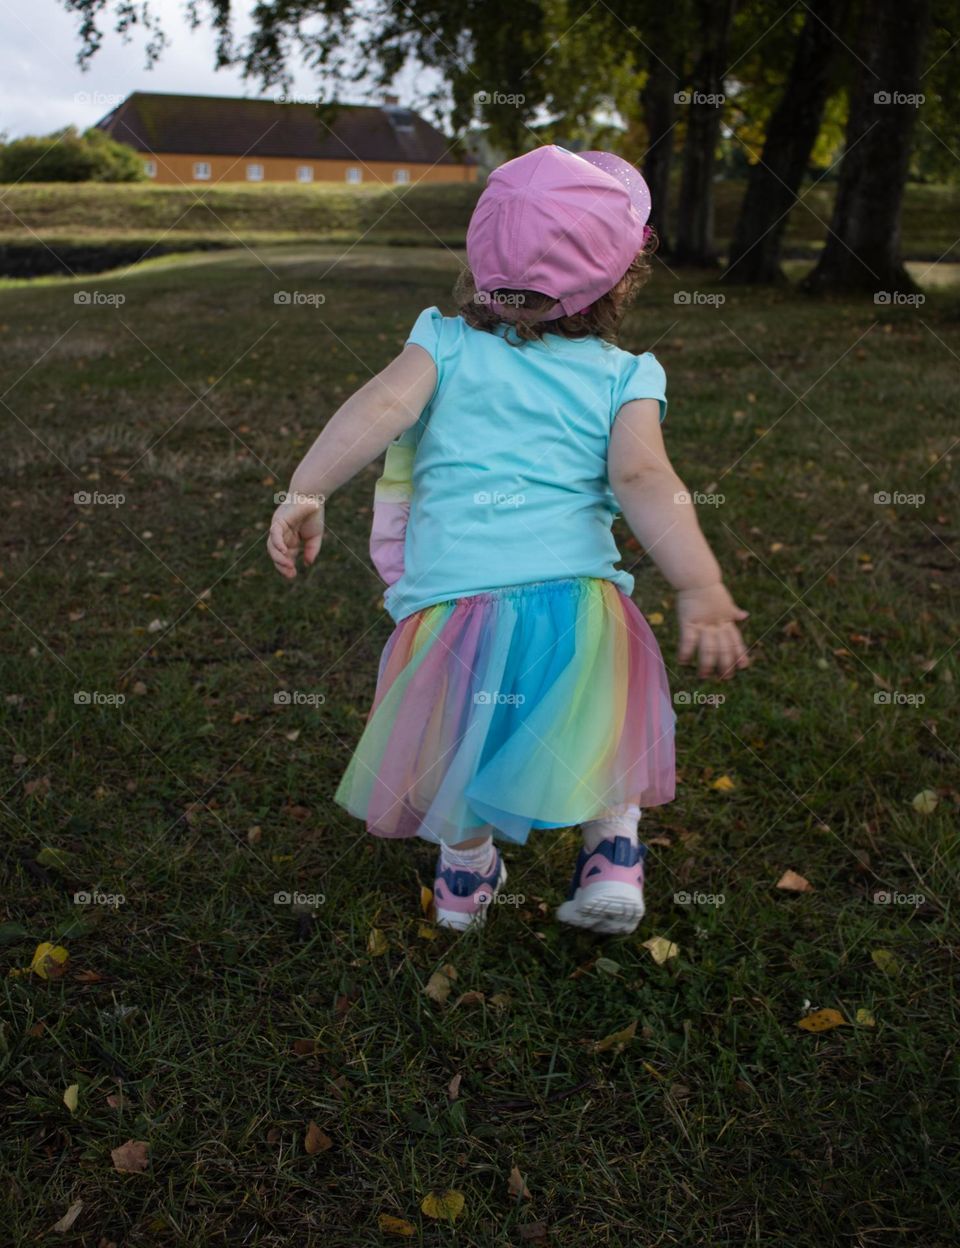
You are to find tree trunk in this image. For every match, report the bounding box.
[641,50,680,254]
[802,0,931,293]
[723,0,849,285]
[673,0,736,266]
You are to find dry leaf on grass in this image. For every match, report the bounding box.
[63,1084,79,1113]
[856,1007,876,1026]
[796,1008,848,1032]
[447,1072,462,1100]
[417,922,438,941]
[871,948,901,974]
[517,1223,549,1242]
[593,1019,638,1053]
[50,1200,84,1233]
[423,964,457,1004]
[304,1121,333,1154]
[711,775,736,793]
[912,789,938,814]
[776,869,813,892]
[377,1213,416,1237]
[367,928,389,956]
[454,990,485,1008]
[30,942,70,980]
[642,936,679,965]
[111,1139,149,1174]
[508,1165,532,1199]
[419,885,434,915]
[421,1189,465,1222]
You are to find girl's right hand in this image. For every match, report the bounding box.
[676,582,750,679]
[267,496,324,580]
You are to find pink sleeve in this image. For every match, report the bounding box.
[370,499,411,586]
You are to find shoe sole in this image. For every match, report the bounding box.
[435,861,507,931]
[556,880,645,934]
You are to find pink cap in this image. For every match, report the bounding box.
[466,145,651,322]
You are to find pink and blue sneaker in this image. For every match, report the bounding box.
[556,836,647,934]
[433,848,507,931]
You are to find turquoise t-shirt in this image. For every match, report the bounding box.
[382,306,667,623]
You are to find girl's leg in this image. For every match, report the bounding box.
[432,825,506,931]
[581,801,641,852]
[439,832,497,867]
[556,802,646,935]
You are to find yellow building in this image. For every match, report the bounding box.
[96,91,477,186]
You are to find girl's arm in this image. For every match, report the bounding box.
[608,398,749,679]
[267,345,436,580]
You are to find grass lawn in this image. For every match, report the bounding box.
[1,242,958,1246]
[2,179,959,263]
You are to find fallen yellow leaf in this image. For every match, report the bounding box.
[421,1189,465,1222]
[423,964,458,1004]
[646,611,664,626]
[856,1008,876,1027]
[642,936,679,965]
[367,928,389,956]
[776,869,813,892]
[453,990,485,1008]
[871,948,900,974]
[110,1139,149,1174]
[31,943,70,980]
[711,775,736,793]
[63,1084,79,1113]
[796,1008,848,1032]
[912,789,938,814]
[508,1164,532,1199]
[417,922,438,941]
[594,1019,638,1053]
[419,886,433,915]
[304,1121,333,1154]
[377,1213,416,1237]
[50,1199,84,1233]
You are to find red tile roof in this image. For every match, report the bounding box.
[96,92,473,166]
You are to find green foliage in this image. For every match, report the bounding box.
[0,125,145,184]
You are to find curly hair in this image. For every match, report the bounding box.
[454,231,657,346]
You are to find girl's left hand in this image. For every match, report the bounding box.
[676,581,750,679]
[267,497,324,580]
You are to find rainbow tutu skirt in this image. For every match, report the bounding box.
[334,577,676,846]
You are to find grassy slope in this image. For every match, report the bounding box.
[1,179,959,255]
[0,244,957,1247]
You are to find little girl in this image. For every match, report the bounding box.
[268,145,749,935]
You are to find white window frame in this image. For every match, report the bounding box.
[296,165,314,183]
[246,163,264,182]
[143,159,157,178]
[193,161,212,181]
[345,166,362,184]
[393,168,410,184]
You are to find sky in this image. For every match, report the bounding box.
[1,0,434,139]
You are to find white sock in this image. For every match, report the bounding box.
[581,803,641,853]
[440,835,496,874]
